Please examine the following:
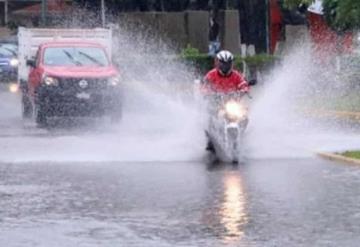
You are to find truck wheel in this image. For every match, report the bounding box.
[21,94,33,119]
[35,104,48,127]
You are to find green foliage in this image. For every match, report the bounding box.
[181,44,201,57]
[182,55,214,74]
[323,0,360,31]
[342,151,360,160]
[179,44,211,73]
[282,0,360,31]
[243,53,277,67]
[180,46,277,74]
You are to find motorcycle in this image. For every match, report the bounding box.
[205,91,251,163]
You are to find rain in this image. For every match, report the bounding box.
[1,0,360,246]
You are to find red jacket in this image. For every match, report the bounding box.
[202,69,249,94]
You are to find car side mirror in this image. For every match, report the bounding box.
[26,59,35,67]
[249,79,257,86]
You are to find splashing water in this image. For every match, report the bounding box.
[246,41,360,159]
[0,20,206,163]
[1,10,359,163]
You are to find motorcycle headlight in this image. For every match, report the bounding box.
[43,76,59,86]
[10,58,19,67]
[108,76,120,86]
[224,101,247,120]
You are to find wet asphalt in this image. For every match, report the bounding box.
[1,86,360,247]
[1,158,360,247]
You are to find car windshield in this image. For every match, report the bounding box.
[43,47,109,66]
[0,43,17,57]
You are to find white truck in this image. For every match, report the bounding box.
[17,27,122,126]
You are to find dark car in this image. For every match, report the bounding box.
[0,41,18,82]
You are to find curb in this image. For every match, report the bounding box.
[317,152,360,166]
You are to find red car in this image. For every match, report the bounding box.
[21,41,122,126]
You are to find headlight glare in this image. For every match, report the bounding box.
[10,58,19,67]
[43,76,59,86]
[108,77,120,86]
[224,101,246,119]
[9,83,19,93]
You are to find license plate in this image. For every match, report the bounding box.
[76,92,91,99]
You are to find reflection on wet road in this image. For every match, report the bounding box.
[1,87,360,246]
[2,159,360,246]
[220,174,247,242]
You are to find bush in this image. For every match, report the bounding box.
[180,45,277,74]
[243,53,277,67]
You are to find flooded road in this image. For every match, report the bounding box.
[0,88,360,246]
[2,159,360,247]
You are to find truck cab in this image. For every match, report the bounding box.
[18,28,122,127]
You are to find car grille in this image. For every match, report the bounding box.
[59,78,108,91]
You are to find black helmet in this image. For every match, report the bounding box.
[216,50,234,75]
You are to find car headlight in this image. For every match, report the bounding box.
[108,76,120,86]
[43,76,59,86]
[354,32,360,51]
[10,58,19,67]
[224,101,247,120]
[9,83,19,93]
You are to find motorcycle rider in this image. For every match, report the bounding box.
[202,50,249,94]
[201,50,250,151]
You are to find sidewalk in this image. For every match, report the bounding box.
[311,109,360,165]
[317,151,360,166]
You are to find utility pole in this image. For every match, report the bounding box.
[4,0,8,25]
[265,0,270,53]
[101,0,105,27]
[41,0,47,26]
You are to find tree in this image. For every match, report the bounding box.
[323,0,360,31]
[282,0,360,31]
